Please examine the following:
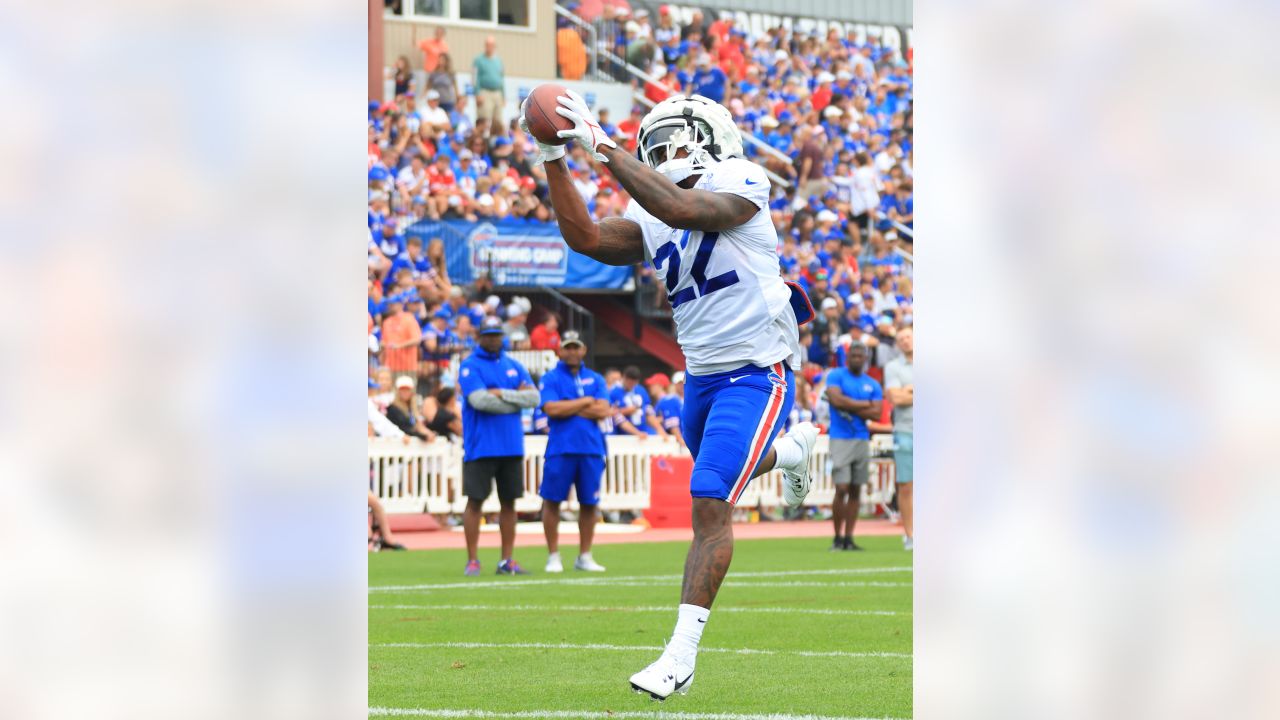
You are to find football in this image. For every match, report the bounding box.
[523,83,574,146]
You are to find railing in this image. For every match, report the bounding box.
[632,265,671,321]
[553,5,605,82]
[528,287,597,367]
[875,210,914,240]
[369,434,895,516]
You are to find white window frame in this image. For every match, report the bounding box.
[390,0,537,35]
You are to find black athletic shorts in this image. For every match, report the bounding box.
[463,456,524,503]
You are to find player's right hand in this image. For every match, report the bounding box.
[518,96,567,166]
[554,90,617,163]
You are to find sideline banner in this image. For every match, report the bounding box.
[405,219,630,289]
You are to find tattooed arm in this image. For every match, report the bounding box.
[597,145,757,232]
[544,157,645,265]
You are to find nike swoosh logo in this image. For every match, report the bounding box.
[729,376,748,383]
[696,617,706,623]
[744,179,757,185]
[674,673,693,690]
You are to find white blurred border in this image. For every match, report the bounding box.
[920,0,1280,718]
[0,1,367,718]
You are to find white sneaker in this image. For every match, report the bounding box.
[781,422,818,507]
[629,651,695,700]
[574,555,606,572]
[545,554,563,573]
[903,535,914,551]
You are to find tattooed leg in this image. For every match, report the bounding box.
[680,497,735,608]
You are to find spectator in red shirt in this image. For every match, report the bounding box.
[644,65,675,105]
[811,71,835,113]
[617,105,643,151]
[529,315,561,351]
[718,29,748,81]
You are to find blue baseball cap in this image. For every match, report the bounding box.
[368,166,390,182]
[368,377,379,388]
[432,308,451,320]
[492,136,512,147]
[479,316,504,335]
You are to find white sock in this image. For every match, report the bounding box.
[772,435,803,470]
[667,604,710,661]
[578,551,592,561]
[548,551,560,562]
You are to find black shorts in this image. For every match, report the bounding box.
[463,456,524,503]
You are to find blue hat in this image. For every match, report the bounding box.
[368,166,390,182]
[492,136,512,147]
[368,378,379,388]
[479,316,504,335]
[876,219,892,231]
[368,101,380,113]
[432,308,451,320]
[777,110,794,124]
[405,293,424,304]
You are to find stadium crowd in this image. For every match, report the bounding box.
[368,9,914,442]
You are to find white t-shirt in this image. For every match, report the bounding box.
[624,157,801,375]
[850,165,880,215]
[421,105,451,129]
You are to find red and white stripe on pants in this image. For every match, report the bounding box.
[727,361,787,505]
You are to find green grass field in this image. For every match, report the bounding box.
[369,535,913,719]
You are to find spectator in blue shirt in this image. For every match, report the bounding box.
[537,331,613,573]
[610,366,660,436]
[823,342,884,551]
[690,53,727,103]
[458,316,541,576]
[651,371,686,450]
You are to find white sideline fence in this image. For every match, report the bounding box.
[369,434,895,516]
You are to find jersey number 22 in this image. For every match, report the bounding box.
[652,231,740,308]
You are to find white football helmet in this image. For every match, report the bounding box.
[637,94,744,184]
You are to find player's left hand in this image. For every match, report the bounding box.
[554,90,617,163]
[519,96,567,166]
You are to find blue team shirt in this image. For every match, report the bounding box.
[610,383,655,435]
[457,347,535,460]
[539,361,607,456]
[655,394,683,431]
[691,67,727,102]
[825,367,883,440]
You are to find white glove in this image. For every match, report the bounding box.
[554,89,618,163]
[518,96,566,166]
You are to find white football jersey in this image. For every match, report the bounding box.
[624,158,801,375]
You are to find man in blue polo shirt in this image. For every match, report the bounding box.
[458,316,541,576]
[823,342,883,551]
[537,331,613,573]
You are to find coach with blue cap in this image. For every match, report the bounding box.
[459,316,540,576]
[536,331,612,574]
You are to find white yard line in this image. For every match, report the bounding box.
[370,568,913,593]
[369,709,910,720]
[370,604,909,617]
[371,580,912,592]
[371,641,911,659]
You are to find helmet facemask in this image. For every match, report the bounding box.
[639,117,718,185]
